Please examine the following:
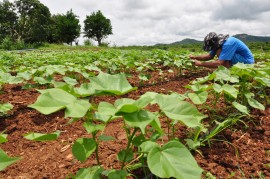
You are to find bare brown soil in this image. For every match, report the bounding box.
[0,69,269,179]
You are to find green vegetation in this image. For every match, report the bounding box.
[84,10,113,46]
[49,9,81,45]
[0,45,269,178]
[0,0,112,49]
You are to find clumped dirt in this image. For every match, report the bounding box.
[0,69,269,179]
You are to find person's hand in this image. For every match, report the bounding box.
[194,60,202,66]
[189,54,196,59]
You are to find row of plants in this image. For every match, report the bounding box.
[0,48,191,71]
[0,48,197,93]
[1,56,269,178]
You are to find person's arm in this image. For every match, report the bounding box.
[189,54,214,61]
[194,59,231,68]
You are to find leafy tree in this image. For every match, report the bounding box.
[48,9,81,45]
[0,0,17,43]
[83,10,112,46]
[14,0,51,43]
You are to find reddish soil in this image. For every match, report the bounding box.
[0,69,269,179]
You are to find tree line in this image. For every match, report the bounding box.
[0,0,113,49]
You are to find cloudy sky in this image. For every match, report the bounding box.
[37,0,270,46]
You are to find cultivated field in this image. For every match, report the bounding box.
[0,46,269,178]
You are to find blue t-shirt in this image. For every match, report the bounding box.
[210,37,254,65]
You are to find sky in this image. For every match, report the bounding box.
[23,0,270,46]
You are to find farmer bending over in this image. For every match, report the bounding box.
[190,32,254,68]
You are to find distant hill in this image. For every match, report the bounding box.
[233,34,270,43]
[170,38,202,45]
[162,34,270,46]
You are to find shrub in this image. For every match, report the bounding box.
[84,39,94,46]
[0,36,14,50]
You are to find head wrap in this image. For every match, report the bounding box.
[203,32,229,51]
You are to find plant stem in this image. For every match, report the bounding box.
[92,132,100,165]
[166,117,170,139]
[193,127,202,142]
[121,127,139,169]
[172,124,175,139]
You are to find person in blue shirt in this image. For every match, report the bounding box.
[190,32,254,68]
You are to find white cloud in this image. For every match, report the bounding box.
[211,0,270,20]
[10,0,270,46]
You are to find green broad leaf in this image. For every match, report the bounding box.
[139,92,159,104]
[229,75,239,83]
[254,77,270,87]
[72,138,96,162]
[0,72,11,82]
[63,76,78,86]
[149,113,163,134]
[150,131,163,142]
[17,71,32,80]
[134,94,153,108]
[192,75,211,84]
[123,110,156,134]
[247,98,265,110]
[138,73,150,81]
[115,98,140,114]
[28,88,75,113]
[8,76,24,84]
[213,83,222,93]
[188,91,208,104]
[244,92,254,98]
[23,131,61,141]
[0,103,13,114]
[244,93,265,110]
[232,63,254,70]
[65,99,91,118]
[107,169,128,179]
[95,102,117,123]
[0,148,21,171]
[132,134,146,147]
[147,140,203,179]
[155,94,206,128]
[0,72,24,84]
[215,66,231,81]
[74,83,94,97]
[222,84,238,98]
[140,141,160,153]
[89,72,137,95]
[214,66,238,83]
[33,76,53,84]
[186,83,208,92]
[0,134,8,144]
[83,122,105,134]
[98,135,115,141]
[52,82,80,97]
[45,65,67,76]
[52,81,67,88]
[232,102,249,115]
[114,98,135,107]
[117,149,133,163]
[85,65,102,72]
[28,88,91,118]
[116,104,139,114]
[184,139,201,150]
[169,92,188,101]
[75,166,104,179]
